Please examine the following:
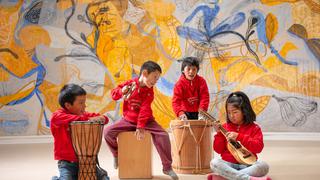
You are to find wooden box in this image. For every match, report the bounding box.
[118,131,152,179]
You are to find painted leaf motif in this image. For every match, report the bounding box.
[251,96,271,115]
[260,0,299,6]
[152,88,176,128]
[307,38,320,61]
[251,74,289,91]
[288,24,308,40]
[303,0,320,14]
[265,13,278,44]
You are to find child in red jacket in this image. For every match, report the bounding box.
[104,61,178,180]
[51,84,109,180]
[172,56,210,120]
[209,91,270,180]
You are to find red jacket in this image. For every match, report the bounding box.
[213,122,264,164]
[50,108,108,162]
[111,77,154,128]
[172,74,209,116]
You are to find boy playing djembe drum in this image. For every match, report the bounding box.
[51,84,109,180]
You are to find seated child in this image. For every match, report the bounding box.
[209,91,271,180]
[104,61,179,180]
[172,56,210,120]
[51,84,109,180]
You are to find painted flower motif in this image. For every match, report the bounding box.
[272,95,318,127]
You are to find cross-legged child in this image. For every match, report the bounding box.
[51,84,109,180]
[104,61,179,180]
[172,56,210,120]
[208,91,271,180]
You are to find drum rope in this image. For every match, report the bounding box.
[170,122,188,172]
[70,122,104,179]
[187,120,208,173]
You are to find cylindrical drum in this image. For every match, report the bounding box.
[170,120,213,174]
[70,121,104,180]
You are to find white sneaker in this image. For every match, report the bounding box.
[51,176,59,180]
[113,157,118,169]
[163,169,179,180]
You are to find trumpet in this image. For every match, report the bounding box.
[123,82,137,100]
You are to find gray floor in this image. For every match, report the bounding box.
[0,138,320,180]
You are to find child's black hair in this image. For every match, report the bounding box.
[58,84,86,109]
[225,91,256,124]
[180,56,200,72]
[139,60,162,76]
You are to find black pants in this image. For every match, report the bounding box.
[185,112,199,120]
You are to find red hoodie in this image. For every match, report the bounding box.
[172,74,209,117]
[213,122,264,164]
[111,77,154,128]
[50,108,108,162]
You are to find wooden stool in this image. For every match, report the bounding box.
[118,131,152,179]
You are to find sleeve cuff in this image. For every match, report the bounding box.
[178,111,185,117]
[103,115,109,124]
[137,124,146,129]
[137,121,146,128]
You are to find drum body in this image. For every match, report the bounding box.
[70,121,104,180]
[170,120,213,174]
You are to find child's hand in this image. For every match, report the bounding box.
[135,128,145,140]
[226,132,238,141]
[212,121,221,132]
[89,116,105,123]
[121,85,131,95]
[179,114,188,121]
[198,114,204,120]
[122,82,137,100]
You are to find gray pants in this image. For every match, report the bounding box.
[210,158,269,180]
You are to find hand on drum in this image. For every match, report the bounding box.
[88,116,105,123]
[135,128,145,140]
[198,109,205,120]
[179,113,188,121]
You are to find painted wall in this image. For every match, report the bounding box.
[0,0,319,136]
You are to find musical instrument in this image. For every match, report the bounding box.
[70,121,104,180]
[118,132,152,179]
[199,110,257,165]
[170,119,213,174]
[123,82,137,100]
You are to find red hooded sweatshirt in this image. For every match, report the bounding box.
[213,122,264,164]
[111,77,154,128]
[50,108,108,162]
[172,74,209,117]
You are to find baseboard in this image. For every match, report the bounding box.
[0,132,320,144]
[0,135,53,144]
[263,132,320,141]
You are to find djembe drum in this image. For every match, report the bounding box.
[170,119,213,174]
[70,121,104,180]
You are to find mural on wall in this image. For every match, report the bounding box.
[0,0,319,136]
